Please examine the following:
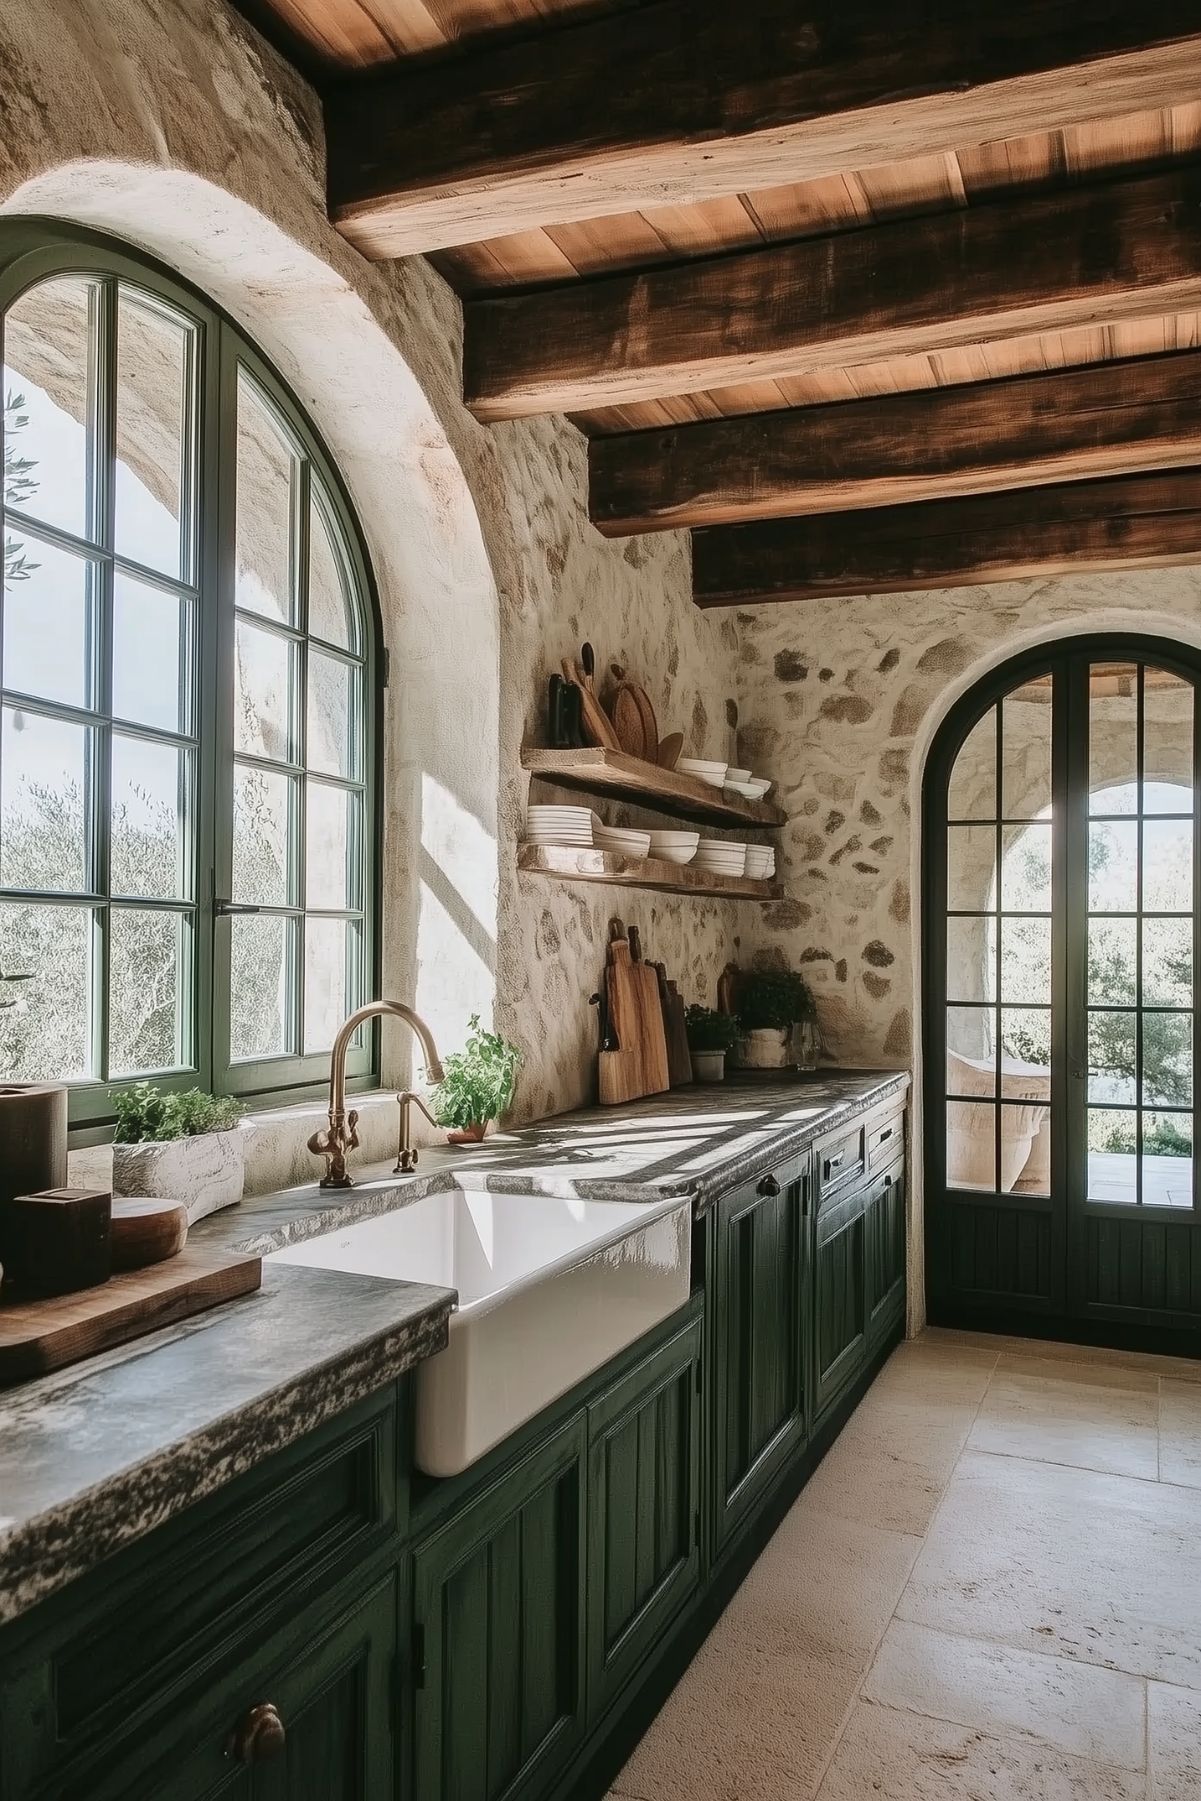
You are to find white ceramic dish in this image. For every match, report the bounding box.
[724,780,761,799]
[678,757,728,789]
[745,777,772,799]
[726,766,751,783]
[744,848,775,878]
[595,826,652,857]
[271,1183,692,1476]
[648,829,699,864]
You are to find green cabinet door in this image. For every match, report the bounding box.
[812,1185,869,1421]
[586,1313,702,1721]
[711,1159,809,1556]
[411,1418,587,1801]
[866,1158,907,1349]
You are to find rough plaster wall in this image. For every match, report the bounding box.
[0,0,744,1168]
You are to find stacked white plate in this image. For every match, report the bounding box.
[595,824,651,857]
[678,756,728,789]
[525,804,598,845]
[648,829,700,865]
[694,839,748,876]
[724,767,775,801]
[745,845,776,879]
[745,776,773,799]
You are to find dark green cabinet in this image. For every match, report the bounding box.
[812,1186,868,1420]
[866,1158,907,1348]
[411,1418,587,1801]
[586,1315,702,1719]
[711,1157,809,1555]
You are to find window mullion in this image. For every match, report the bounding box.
[91,275,118,1084]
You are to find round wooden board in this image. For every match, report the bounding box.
[111,1197,189,1270]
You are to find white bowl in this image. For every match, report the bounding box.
[678,757,729,790]
[696,849,747,876]
[649,829,699,858]
[596,827,652,857]
[745,849,775,878]
[744,777,772,799]
[725,767,751,783]
[724,780,760,799]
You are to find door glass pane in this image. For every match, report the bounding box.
[112,572,192,734]
[947,915,995,1004]
[308,486,354,651]
[306,783,359,911]
[235,371,297,625]
[232,764,293,907]
[948,825,997,912]
[1142,1113,1193,1207]
[2,275,99,542]
[0,706,91,892]
[304,916,355,1052]
[114,290,194,581]
[1088,820,1138,913]
[1001,822,1051,912]
[1142,918,1192,1009]
[946,1099,996,1192]
[110,736,191,901]
[230,914,291,1060]
[1000,916,1051,1005]
[0,899,92,1080]
[109,907,186,1075]
[1013,1103,1050,1196]
[1001,678,1052,819]
[1089,662,1138,815]
[1142,1012,1192,1108]
[234,619,297,764]
[1089,918,1137,1006]
[1142,667,1193,811]
[1143,819,1192,915]
[1088,1110,1138,1203]
[307,651,357,779]
[1000,1007,1051,1072]
[2,534,96,709]
[947,1006,995,1095]
[947,707,996,821]
[1087,1011,1137,1105]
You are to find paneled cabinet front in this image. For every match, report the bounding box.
[866,1158,907,1349]
[410,1418,588,1801]
[812,1185,869,1421]
[711,1157,809,1556]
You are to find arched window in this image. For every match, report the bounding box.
[0,225,378,1125]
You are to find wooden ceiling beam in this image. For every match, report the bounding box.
[465,167,1201,420]
[589,350,1201,535]
[691,469,1201,605]
[327,1,1201,259]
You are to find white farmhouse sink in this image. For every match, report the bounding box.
[270,1184,691,1476]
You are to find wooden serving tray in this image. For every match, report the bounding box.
[0,1245,262,1384]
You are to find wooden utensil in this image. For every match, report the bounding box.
[625,925,671,1094]
[598,919,669,1103]
[658,732,684,769]
[560,657,621,751]
[0,1245,262,1384]
[607,664,659,764]
[111,1197,189,1271]
[611,685,650,758]
[655,963,694,1087]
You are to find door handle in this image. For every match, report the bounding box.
[757,1173,780,1197]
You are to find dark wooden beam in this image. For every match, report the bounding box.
[327,1,1201,258]
[691,469,1201,604]
[589,351,1201,535]
[467,167,1201,420]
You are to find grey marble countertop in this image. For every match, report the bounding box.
[0,1068,907,1627]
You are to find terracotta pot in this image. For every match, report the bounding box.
[446,1122,490,1146]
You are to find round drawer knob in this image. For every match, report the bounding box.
[757,1173,781,1197]
[227,1701,286,1764]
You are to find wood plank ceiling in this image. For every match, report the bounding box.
[242,0,1201,601]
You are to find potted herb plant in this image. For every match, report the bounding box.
[111,1083,245,1224]
[736,969,819,1070]
[685,1005,739,1082]
[430,1015,521,1145]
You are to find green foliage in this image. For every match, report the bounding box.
[112,1080,243,1144]
[737,969,815,1031]
[4,388,39,585]
[1097,1114,1191,1158]
[685,1005,739,1053]
[429,1015,521,1130]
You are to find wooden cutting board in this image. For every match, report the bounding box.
[602,922,669,1103]
[655,963,694,1087]
[0,1244,262,1384]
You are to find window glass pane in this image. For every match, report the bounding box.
[1142,1012,1192,1108]
[115,291,193,581]
[109,907,186,1075]
[235,372,296,625]
[1000,916,1050,1005]
[947,824,996,913]
[1088,1111,1138,1202]
[1143,819,1192,915]
[110,736,191,901]
[308,487,354,651]
[1088,1011,1136,1105]
[3,275,99,542]
[1142,667,1193,813]
[1001,678,1051,820]
[946,915,995,1004]
[1089,918,1137,1007]
[232,764,293,907]
[946,1099,996,1192]
[307,650,357,779]
[1089,662,1138,816]
[230,914,291,1060]
[304,916,356,1053]
[2,533,96,709]
[306,783,359,911]
[1010,1102,1050,1196]
[1088,820,1138,913]
[1001,822,1051,912]
[112,572,192,734]
[1000,1007,1050,1072]
[947,706,996,822]
[0,899,92,1080]
[0,706,91,892]
[1142,918,1192,1010]
[1142,1114,1193,1207]
[947,1006,995,1096]
[234,618,297,764]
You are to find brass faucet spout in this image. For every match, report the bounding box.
[308,1000,444,1188]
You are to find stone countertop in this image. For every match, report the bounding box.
[0,1067,907,1628]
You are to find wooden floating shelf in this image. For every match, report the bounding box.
[518,843,783,901]
[522,746,786,830]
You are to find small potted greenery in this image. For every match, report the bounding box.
[736,970,818,1070]
[111,1083,245,1224]
[430,1015,521,1145]
[685,1005,739,1083]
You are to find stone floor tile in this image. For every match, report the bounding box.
[898,1449,1201,1689]
[802,1393,977,1536]
[1159,1378,1201,1488]
[864,1619,1146,1770]
[993,1351,1160,1394]
[921,1328,1201,1384]
[745,1495,922,1661]
[1148,1681,1201,1800]
[968,1366,1160,1478]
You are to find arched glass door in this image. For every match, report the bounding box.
[924,638,1201,1345]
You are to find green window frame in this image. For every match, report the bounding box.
[0,223,380,1127]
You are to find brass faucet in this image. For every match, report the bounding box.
[308,1000,445,1189]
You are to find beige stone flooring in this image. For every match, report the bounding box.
[608,1327,1201,1801]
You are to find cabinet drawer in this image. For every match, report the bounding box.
[814,1118,867,1205]
[867,1104,905,1172]
[6,1387,398,1795]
